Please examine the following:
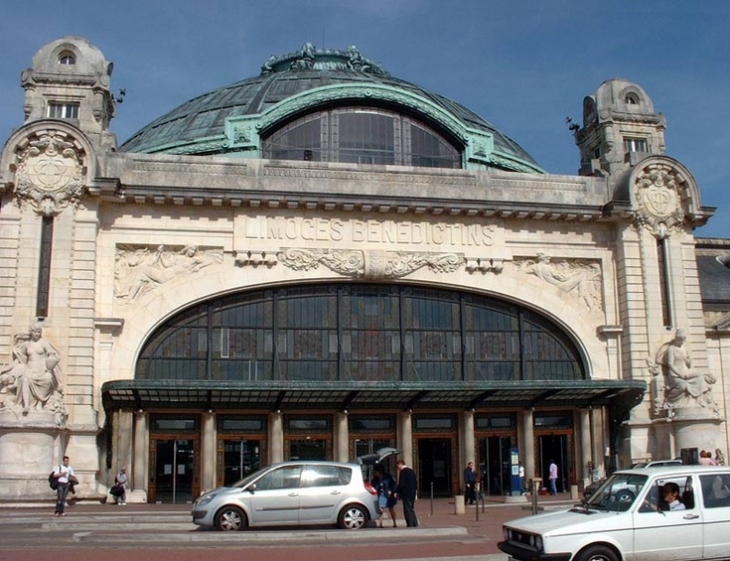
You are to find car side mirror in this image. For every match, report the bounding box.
[247,483,256,494]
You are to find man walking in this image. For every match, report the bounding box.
[52,456,75,516]
[548,459,558,495]
[463,461,477,504]
[395,459,418,527]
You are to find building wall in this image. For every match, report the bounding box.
[1,37,727,502]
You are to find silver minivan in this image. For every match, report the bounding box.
[192,448,398,531]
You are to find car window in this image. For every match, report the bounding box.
[301,465,351,487]
[700,473,730,508]
[586,473,647,511]
[638,475,693,512]
[255,465,302,490]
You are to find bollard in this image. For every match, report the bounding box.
[454,494,465,514]
[531,478,542,515]
[570,484,579,501]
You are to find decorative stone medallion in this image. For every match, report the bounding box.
[13,130,85,216]
[634,162,687,237]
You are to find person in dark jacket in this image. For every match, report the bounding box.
[395,459,418,527]
[463,461,477,504]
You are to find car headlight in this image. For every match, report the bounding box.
[195,494,214,507]
[503,527,512,540]
[535,536,543,551]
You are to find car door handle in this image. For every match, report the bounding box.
[330,490,342,495]
[683,513,700,520]
[288,492,299,497]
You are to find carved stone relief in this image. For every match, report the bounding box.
[649,329,720,418]
[516,253,602,311]
[13,130,85,216]
[277,248,463,280]
[0,325,67,426]
[634,162,688,238]
[115,244,224,302]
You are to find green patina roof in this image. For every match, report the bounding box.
[120,43,542,173]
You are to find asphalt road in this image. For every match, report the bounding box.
[0,495,575,561]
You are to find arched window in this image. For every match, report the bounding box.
[136,284,586,382]
[624,93,639,105]
[263,107,461,169]
[58,51,76,65]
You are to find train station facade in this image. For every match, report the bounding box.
[1,37,728,503]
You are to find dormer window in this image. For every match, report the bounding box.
[47,102,79,120]
[624,93,639,105]
[623,137,647,153]
[58,51,76,65]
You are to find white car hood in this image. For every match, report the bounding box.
[506,507,631,536]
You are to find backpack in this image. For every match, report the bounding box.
[49,470,58,490]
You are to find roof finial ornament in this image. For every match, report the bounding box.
[290,42,316,71]
[346,45,370,73]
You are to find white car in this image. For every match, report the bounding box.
[498,465,730,561]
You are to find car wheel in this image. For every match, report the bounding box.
[215,506,247,531]
[338,504,368,530]
[574,544,620,561]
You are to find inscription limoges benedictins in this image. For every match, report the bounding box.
[242,216,495,247]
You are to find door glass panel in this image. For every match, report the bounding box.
[354,438,392,482]
[154,439,194,504]
[223,439,261,485]
[418,438,451,497]
[479,436,512,495]
[538,434,569,494]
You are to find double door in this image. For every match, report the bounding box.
[149,438,199,504]
[479,435,513,496]
[219,439,262,486]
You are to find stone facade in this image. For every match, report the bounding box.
[0,37,727,503]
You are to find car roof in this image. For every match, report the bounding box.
[631,458,682,468]
[614,465,729,476]
[267,460,359,468]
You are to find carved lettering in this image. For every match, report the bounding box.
[243,216,495,247]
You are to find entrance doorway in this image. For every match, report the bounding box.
[151,439,197,503]
[221,439,261,486]
[479,436,512,496]
[538,434,570,493]
[417,438,452,497]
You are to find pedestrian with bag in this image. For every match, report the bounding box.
[112,467,128,505]
[373,464,398,527]
[52,455,75,517]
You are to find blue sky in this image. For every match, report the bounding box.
[2,1,728,237]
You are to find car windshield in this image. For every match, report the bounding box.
[585,473,648,512]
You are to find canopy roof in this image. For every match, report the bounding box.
[102,379,645,413]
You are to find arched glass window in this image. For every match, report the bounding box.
[262,107,461,169]
[59,51,76,65]
[136,284,585,382]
